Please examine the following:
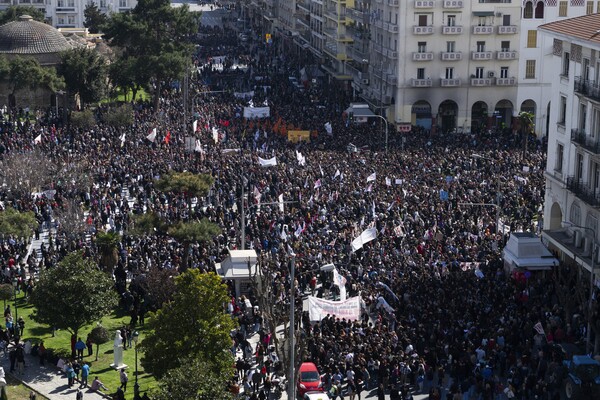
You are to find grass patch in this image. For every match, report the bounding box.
[13,294,157,399]
[101,87,151,104]
[6,375,48,400]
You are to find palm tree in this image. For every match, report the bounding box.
[95,231,121,273]
[519,111,535,160]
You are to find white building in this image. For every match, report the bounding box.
[0,0,136,29]
[540,13,600,280]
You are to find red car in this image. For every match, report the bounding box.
[297,362,323,397]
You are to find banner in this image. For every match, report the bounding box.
[234,91,254,99]
[243,106,270,119]
[324,122,333,135]
[258,156,277,167]
[351,227,377,252]
[307,296,361,322]
[333,268,347,301]
[367,173,376,182]
[288,130,311,143]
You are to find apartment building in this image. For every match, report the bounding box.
[0,0,136,28]
[540,13,600,282]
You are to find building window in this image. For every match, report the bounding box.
[559,1,568,17]
[524,1,533,18]
[418,42,426,53]
[587,212,598,235]
[563,52,570,76]
[592,108,600,138]
[556,143,564,173]
[445,67,454,79]
[559,95,567,125]
[527,30,537,48]
[525,60,536,78]
[418,15,427,26]
[501,41,510,52]
[417,68,425,79]
[446,41,455,52]
[475,67,484,79]
[577,153,584,182]
[119,0,127,7]
[597,0,600,13]
[584,58,590,80]
[500,67,508,79]
[503,15,511,26]
[476,41,485,52]
[580,103,587,131]
[535,2,544,18]
[478,16,486,27]
[447,15,456,27]
[570,202,581,226]
[588,1,594,14]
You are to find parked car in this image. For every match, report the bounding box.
[562,355,600,399]
[297,362,323,397]
[303,390,330,400]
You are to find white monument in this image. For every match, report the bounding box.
[110,330,127,370]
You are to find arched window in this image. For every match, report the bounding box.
[524,1,533,19]
[570,202,582,226]
[534,1,544,19]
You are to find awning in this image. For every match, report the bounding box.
[473,11,495,17]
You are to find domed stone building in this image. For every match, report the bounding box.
[0,15,75,108]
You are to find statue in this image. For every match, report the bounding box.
[110,330,127,370]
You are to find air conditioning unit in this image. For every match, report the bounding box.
[488,71,495,78]
[495,12,502,17]
[362,79,370,85]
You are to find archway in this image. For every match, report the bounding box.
[494,99,513,130]
[438,100,458,133]
[549,202,563,230]
[471,101,488,133]
[411,101,432,130]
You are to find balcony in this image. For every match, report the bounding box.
[296,17,310,29]
[324,8,346,21]
[472,26,494,35]
[413,26,434,34]
[385,22,399,33]
[347,9,368,24]
[442,26,463,34]
[471,78,493,86]
[496,77,517,86]
[498,25,518,35]
[497,50,517,60]
[441,78,461,87]
[411,78,432,87]
[373,43,384,55]
[471,51,493,60]
[413,52,434,61]
[414,0,435,7]
[571,129,600,155]
[441,51,462,61]
[574,77,600,103]
[385,75,398,85]
[566,177,600,208]
[443,0,463,8]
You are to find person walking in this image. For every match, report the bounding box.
[80,362,90,387]
[119,368,128,392]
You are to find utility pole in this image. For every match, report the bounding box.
[288,254,296,400]
[183,69,189,135]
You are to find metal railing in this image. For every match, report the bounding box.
[566,176,600,207]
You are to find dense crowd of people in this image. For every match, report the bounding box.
[0,17,596,400]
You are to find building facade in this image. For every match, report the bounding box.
[0,0,136,29]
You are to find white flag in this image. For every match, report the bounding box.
[120,133,126,147]
[34,134,42,144]
[351,227,377,252]
[258,156,277,167]
[192,120,198,133]
[194,139,203,153]
[533,322,545,335]
[146,128,157,142]
[319,164,324,177]
[296,151,306,166]
[278,193,284,212]
[385,177,392,186]
[212,126,219,143]
[314,179,322,189]
[367,172,376,182]
[324,122,333,135]
[333,169,340,179]
[333,267,347,301]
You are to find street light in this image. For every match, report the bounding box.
[12,277,18,340]
[132,331,140,400]
[371,115,389,153]
[561,221,597,355]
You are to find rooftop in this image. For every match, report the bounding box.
[539,13,600,45]
[0,15,73,55]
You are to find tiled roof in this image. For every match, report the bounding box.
[0,15,72,54]
[538,13,600,45]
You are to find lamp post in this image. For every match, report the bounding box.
[12,277,18,340]
[372,115,389,153]
[561,222,597,355]
[132,331,140,400]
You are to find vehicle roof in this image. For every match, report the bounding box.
[299,362,319,372]
[304,391,330,400]
[572,355,600,365]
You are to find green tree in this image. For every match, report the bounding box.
[83,2,108,34]
[140,270,235,379]
[108,56,148,102]
[102,0,199,109]
[0,284,13,310]
[102,104,134,127]
[0,56,8,81]
[168,220,220,270]
[155,172,213,211]
[59,47,107,107]
[152,357,234,400]
[95,231,121,273]
[0,6,46,25]
[89,324,111,361]
[7,57,64,98]
[30,251,119,339]
[69,109,96,130]
[0,208,37,239]
[519,111,535,160]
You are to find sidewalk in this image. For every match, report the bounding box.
[2,351,110,400]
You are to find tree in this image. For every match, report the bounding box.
[59,47,107,107]
[102,0,199,109]
[155,172,213,212]
[519,111,535,160]
[83,3,108,34]
[168,220,220,270]
[0,284,13,310]
[95,231,121,273]
[7,57,64,98]
[69,109,96,130]
[139,270,236,379]
[0,6,46,25]
[102,104,134,127]
[108,56,148,102]
[30,251,119,339]
[0,208,37,239]
[54,199,88,241]
[151,357,234,400]
[0,149,54,199]
[89,324,111,361]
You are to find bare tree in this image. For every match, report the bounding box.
[54,199,87,240]
[0,150,54,200]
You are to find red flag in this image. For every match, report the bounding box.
[164,131,171,144]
